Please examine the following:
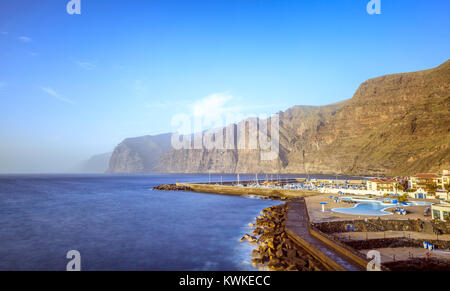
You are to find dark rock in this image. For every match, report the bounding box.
[242,202,325,271]
[153,184,193,191]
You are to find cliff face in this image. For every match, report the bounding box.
[108,60,450,175]
[107,133,172,174]
[307,60,450,175]
[152,102,346,174]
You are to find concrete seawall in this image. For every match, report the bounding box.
[308,227,375,270]
[285,199,364,271]
[313,219,450,235]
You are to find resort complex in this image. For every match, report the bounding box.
[196,170,450,220]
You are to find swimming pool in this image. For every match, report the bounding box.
[408,201,433,206]
[331,197,432,216]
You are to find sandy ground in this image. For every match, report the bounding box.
[359,248,450,263]
[305,194,436,223]
[333,231,450,242]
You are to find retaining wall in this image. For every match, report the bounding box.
[314,219,450,235]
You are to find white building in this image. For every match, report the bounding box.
[367,179,399,193]
[435,189,450,201]
[409,171,450,191]
[431,203,450,222]
[407,188,432,200]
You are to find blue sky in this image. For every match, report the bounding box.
[0,0,449,173]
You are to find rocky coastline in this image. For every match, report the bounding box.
[153,184,193,191]
[241,203,325,271]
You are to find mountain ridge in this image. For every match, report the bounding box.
[107,61,450,176]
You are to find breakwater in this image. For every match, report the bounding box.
[153,184,193,191]
[155,183,367,270]
[240,203,326,271]
[173,183,319,199]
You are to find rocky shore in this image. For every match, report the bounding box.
[153,184,193,191]
[250,195,290,201]
[241,203,325,271]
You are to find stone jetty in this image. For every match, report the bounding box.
[153,184,193,191]
[241,203,325,271]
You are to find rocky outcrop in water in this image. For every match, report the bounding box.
[153,184,193,191]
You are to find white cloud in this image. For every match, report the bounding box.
[41,87,74,104]
[192,92,243,119]
[134,79,147,96]
[18,36,31,43]
[73,60,96,70]
[170,92,284,135]
[184,93,249,133]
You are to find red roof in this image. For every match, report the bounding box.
[369,179,396,183]
[413,173,440,179]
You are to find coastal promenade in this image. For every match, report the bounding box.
[286,199,364,271]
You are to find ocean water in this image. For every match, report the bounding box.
[0,174,282,271]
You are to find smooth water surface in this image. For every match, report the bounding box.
[0,174,282,271]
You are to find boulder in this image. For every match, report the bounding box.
[275,248,284,258]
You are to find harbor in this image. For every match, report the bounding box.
[154,171,450,271]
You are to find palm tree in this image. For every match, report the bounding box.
[394,183,399,193]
